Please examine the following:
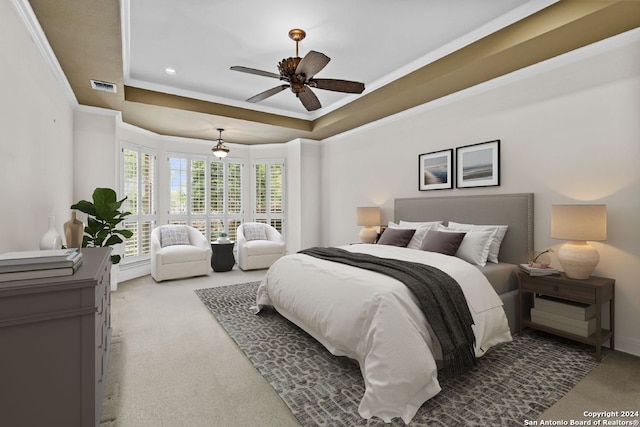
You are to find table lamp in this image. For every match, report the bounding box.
[551,204,607,279]
[357,207,381,244]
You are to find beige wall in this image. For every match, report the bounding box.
[320,33,640,355]
[0,0,74,253]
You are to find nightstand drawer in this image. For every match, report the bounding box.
[522,277,595,303]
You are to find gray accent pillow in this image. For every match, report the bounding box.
[420,229,466,256]
[160,225,190,247]
[243,223,267,241]
[376,228,416,247]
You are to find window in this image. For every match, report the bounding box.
[253,159,285,234]
[120,144,157,263]
[168,154,244,240]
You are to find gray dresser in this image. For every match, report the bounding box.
[0,247,112,427]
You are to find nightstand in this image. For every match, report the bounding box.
[518,272,615,361]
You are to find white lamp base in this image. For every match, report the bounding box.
[359,226,378,244]
[557,240,600,280]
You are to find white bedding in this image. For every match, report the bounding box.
[255,244,512,424]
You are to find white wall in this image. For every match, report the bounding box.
[0,1,74,253]
[320,32,640,356]
[285,139,321,253]
[73,109,118,202]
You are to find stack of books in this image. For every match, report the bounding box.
[531,294,596,337]
[519,263,560,276]
[0,249,83,282]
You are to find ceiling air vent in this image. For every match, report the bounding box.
[90,79,117,93]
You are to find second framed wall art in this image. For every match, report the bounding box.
[456,140,500,188]
[418,140,500,191]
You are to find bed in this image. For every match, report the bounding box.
[256,193,534,424]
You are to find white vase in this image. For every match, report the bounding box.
[40,216,62,250]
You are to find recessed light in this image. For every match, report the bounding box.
[165,68,176,75]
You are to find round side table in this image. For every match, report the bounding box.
[210,240,235,272]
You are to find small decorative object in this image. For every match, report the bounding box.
[529,248,553,268]
[418,149,453,191]
[40,215,62,249]
[217,231,230,243]
[70,188,133,265]
[63,211,84,249]
[456,140,500,188]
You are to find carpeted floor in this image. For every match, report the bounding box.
[195,281,600,427]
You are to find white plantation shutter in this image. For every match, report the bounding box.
[253,159,285,234]
[210,162,224,214]
[167,154,244,240]
[120,144,157,263]
[191,159,207,214]
[169,157,188,215]
[225,161,244,240]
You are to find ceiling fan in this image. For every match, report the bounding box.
[231,29,365,111]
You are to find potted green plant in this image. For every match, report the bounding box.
[70,188,133,265]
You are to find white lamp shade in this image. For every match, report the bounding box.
[551,205,606,241]
[551,204,606,279]
[356,207,381,226]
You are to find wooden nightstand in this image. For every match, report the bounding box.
[518,272,615,361]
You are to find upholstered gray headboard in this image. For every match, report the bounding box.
[394,193,534,265]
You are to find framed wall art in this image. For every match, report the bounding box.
[418,149,453,191]
[456,140,500,188]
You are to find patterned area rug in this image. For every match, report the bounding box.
[195,281,599,427]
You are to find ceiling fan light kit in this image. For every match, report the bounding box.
[231,29,365,111]
[211,128,230,158]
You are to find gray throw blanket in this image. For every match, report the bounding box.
[298,246,476,376]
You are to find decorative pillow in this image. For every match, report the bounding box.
[243,223,267,241]
[447,221,508,264]
[160,225,190,247]
[376,228,416,247]
[398,220,443,228]
[419,230,466,256]
[389,221,441,249]
[435,224,497,267]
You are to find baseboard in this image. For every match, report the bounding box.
[116,263,150,284]
[613,335,640,358]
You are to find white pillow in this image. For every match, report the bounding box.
[447,221,508,264]
[435,224,497,267]
[243,223,267,241]
[160,225,190,247]
[388,221,441,249]
[398,220,443,228]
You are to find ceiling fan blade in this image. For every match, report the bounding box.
[295,50,330,80]
[245,85,289,103]
[230,66,281,80]
[298,87,321,111]
[310,78,365,94]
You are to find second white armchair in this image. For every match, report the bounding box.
[236,222,285,270]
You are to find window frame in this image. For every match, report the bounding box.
[252,158,285,236]
[119,142,158,265]
[167,152,245,241]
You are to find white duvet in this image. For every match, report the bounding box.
[255,244,512,424]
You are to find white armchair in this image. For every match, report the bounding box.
[236,222,286,270]
[151,225,212,282]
